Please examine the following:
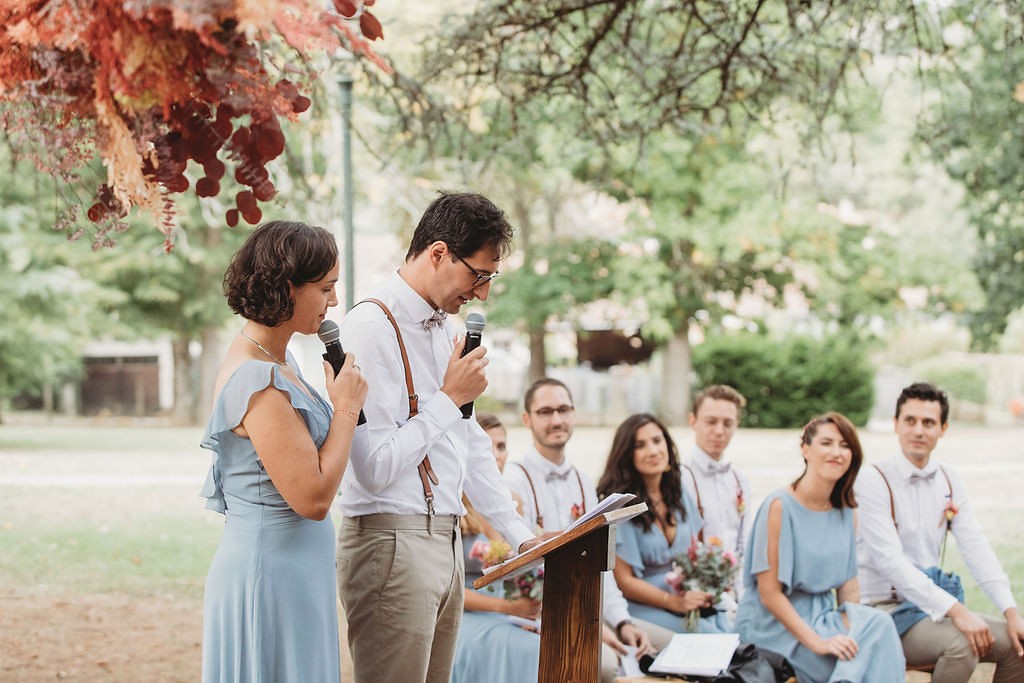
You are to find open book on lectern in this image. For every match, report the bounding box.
[481,492,638,579]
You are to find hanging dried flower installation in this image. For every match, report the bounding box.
[0,0,388,249]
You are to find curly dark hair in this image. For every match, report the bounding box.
[405,192,514,262]
[792,411,862,509]
[596,413,686,533]
[223,220,338,326]
[896,382,949,425]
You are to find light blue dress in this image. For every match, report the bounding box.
[450,533,540,683]
[200,359,340,683]
[735,490,905,683]
[615,490,733,633]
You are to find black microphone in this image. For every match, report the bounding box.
[317,319,366,425]
[460,312,486,419]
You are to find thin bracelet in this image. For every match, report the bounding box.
[336,408,360,422]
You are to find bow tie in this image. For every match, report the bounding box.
[421,309,448,330]
[910,469,937,483]
[706,462,732,475]
[546,469,573,483]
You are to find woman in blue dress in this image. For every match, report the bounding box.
[451,413,541,683]
[596,413,732,634]
[735,412,905,682]
[200,221,368,682]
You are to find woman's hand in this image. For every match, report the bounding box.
[504,597,541,621]
[666,590,713,615]
[811,634,859,660]
[323,352,367,417]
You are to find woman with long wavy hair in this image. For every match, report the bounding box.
[597,413,731,633]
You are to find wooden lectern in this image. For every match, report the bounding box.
[474,502,648,683]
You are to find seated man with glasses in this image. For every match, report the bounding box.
[504,378,674,683]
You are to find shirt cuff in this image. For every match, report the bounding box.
[927,591,959,621]
[421,390,462,426]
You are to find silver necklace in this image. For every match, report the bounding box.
[240,330,287,365]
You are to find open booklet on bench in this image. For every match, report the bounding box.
[647,633,740,677]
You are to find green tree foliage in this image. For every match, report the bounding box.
[920,4,1024,349]
[394,0,969,161]
[0,144,95,420]
[693,333,875,428]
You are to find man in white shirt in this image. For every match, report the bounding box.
[336,193,539,683]
[855,382,1024,682]
[504,377,672,683]
[680,385,752,595]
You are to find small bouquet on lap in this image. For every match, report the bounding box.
[469,538,544,630]
[665,535,738,632]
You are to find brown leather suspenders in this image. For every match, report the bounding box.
[360,298,439,515]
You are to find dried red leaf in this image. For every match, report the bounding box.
[292,96,311,113]
[226,209,240,227]
[253,180,276,201]
[333,0,359,18]
[241,207,263,225]
[236,190,257,214]
[360,12,384,41]
[196,177,219,197]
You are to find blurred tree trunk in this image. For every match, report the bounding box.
[660,323,692,426]
[171,337,194,425]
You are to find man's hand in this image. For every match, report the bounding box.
[948,602,995,657]
[439,336,488,407]
[1004,608,1024,659]
[518,531,561,554]
[504,597,542,621]
[617,622,655,658]
[601,624,627,656]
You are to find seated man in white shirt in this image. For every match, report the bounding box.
[504,378,672,683]
[855,382,1024,682]
[680,384,752,599]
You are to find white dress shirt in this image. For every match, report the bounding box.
[681,448,753,563]
[855,455,1016,620]
[504,448,633,628]
[337,272,532,551]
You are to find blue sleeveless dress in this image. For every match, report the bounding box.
[614,490,733,633]
[735,490,904,682]
[450,533,540,683]
[199,359,340,683]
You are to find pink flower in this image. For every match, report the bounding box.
[468,539,489,562]
[723,551,737,567]
[665,567,685,594]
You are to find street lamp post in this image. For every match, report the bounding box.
[338,74,355,310]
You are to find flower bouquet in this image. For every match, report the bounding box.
[468,538,545,601]
[665,535,737,632]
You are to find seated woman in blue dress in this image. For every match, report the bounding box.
[735,412,905,682]
[596,413,732,634]
[451,413,541,683]
[201,221,368,682]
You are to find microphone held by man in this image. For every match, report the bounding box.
[460,312,486,419]
[318,319,367,425]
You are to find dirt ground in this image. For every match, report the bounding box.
[0,588,202,682]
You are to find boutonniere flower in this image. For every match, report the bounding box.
[942,497,959,530]
[570,502,584,521]
[736,489,746,516]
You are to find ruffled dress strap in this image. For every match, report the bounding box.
[746,490,795,593]
[199,357,331,513]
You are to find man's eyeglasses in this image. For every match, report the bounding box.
[532,406,575,418]
[453,253,500,287]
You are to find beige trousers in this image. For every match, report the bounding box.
[337,514,464,683]
[873,599,1024,683]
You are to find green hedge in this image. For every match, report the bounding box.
[692,334,875,428]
